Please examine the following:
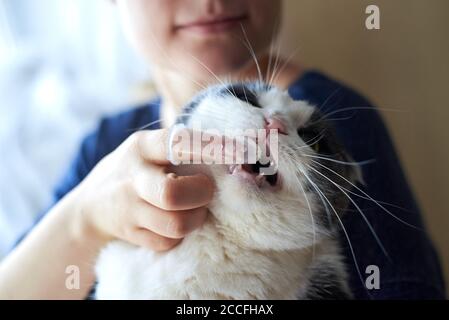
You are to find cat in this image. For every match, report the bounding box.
[94,82,361,299]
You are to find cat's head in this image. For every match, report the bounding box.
[172,82,361,250]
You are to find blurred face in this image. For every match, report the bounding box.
[116,0,281,81]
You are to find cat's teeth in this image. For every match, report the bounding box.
[255,174,266,187]
[228,164,239,174]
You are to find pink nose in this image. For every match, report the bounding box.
[265,117,287,135]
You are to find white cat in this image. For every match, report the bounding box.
[95,83,359,299]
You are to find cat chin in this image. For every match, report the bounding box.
[209,196,327,251]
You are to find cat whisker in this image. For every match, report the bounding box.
[309,106,408,127]
[293,165,317,260]
[280,131,327,153]
[128,119,166,132]
[185,52,231,92]
[279,145,413,216]
[239,23,263,84]
[146,29,210,92]
[319,88,343,113]
[266,16,282,86]
[268,40,282,86]
[302,131,327,148]
[305,163,390,260]
[270,47,301,86]
[308,158,420,230]
[320,116,356,122]
[338,184,414,214]
[129,111,208,132]
[303,154,375,166]
[298,167,368,297]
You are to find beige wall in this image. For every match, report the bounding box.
[279,0,449,286]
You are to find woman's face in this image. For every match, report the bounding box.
[116,0,281,81]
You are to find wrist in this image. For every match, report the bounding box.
[60,187,112,250]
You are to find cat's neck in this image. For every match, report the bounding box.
[181,215,318,299]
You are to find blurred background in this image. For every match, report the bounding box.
[0,0,447,286]
[0,0,150,257]
[280,0,449,288]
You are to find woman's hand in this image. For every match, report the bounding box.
[0,128,215,299]
[75,128,215,251]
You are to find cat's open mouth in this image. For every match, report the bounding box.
[228,161,279,188]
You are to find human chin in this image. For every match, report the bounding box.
[184,50,251,80]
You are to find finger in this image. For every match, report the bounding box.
[169,126,258,165]
[134,166,215,211]
[133,129,171,165]
[134,127,258,166]
[127,227,181,252]
[133,201,208,239]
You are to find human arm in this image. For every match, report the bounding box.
[0,129,214,299]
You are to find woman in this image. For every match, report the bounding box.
[0,0,444,299]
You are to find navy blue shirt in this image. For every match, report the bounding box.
[22,70,446,299]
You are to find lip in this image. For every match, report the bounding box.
[175,14,248,35]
